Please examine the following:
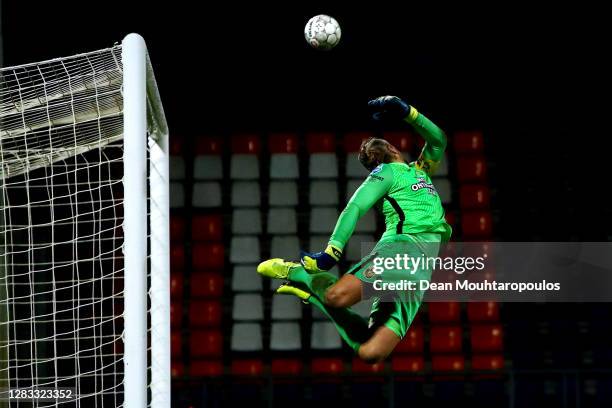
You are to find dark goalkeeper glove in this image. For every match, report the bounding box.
[300,245,342,272]
[368,95,418,122]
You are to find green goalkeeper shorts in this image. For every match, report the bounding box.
[347,232,442,339]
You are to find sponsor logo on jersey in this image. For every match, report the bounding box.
[411,177,438,195]
[370,164,383,174]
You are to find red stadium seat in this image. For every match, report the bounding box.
[232,359,264,376]
[192,242,224,270]
[454,131,484,153]
[170,302,182,329]
[432,355,465,372]
[269,133,299,153]
[271,359,303,375]
[395,324,424,353]
[471,324,503,352]
[428,302,461,323]
[383,131,414,154]
[190,330,223,358]
[445,211,457,229]
[170,272,183,299]
[170,244,185,270]
[231,134,261,154]
[306,132,336,153]
[192,215,223,241]
[170,216,185,241]
[171,330,182,357]
[352,357,385,374]
[343,131,374,152]
[457,156,487,182]
[189,300,222,327]
[461,211,493,238]
[190,360,224,376]
[467,302,500,322]
[391,355,424,372]
[171,361,184,378]
[430,325,462,353]
[170,135,185,156]
[459,184,491,209]
[195,136,223,155]
[191,272,224,298]
[472,354,504,371]
[311,358,344,375]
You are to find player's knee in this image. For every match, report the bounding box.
[324,286,351,308]
[358,343,387,364]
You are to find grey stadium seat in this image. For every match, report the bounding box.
[311,321,342,349]
[433,177,452,204]
[232,293,264,321]
[193,155,223,180]
[271,295,302,320]
[230,237,260,264]
[270,154,299,179]
[231,181,261,207]
[170,182,185,208]
[270,322,301,351]
[231,265,262,292]
[309,207,338,234]
[309,153,338,178]
[230,154,259,180]
[269,181,298,206]
[345,179,362,201]
[232,209,262,235]
[345,157,369,178]
[308,235,329,253]
[192,182,222,208]
[267,208,297,234]
[169,156,186,180]
[270,235,300,260]
[309,180,339,206]
[231,323,262,352]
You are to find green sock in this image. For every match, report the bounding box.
[288,266,369,352]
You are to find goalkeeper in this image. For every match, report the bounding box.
[258,96,451,363]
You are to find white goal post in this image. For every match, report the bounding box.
[0,33,170,407]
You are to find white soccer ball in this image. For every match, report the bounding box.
[304,15,341,50]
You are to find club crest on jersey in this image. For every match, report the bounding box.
[411,177,438,195]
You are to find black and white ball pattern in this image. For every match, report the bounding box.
[304,15,341,50]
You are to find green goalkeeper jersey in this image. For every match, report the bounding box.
[328,111,452,249]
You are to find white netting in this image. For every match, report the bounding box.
[0,46,165,406]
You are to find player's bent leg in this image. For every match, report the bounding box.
[357,325,401,364]
[324,273,363,308]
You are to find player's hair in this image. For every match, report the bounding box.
[358,137,402,171]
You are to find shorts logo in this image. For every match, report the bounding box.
[411,177,437,195]
[364,267,375,278]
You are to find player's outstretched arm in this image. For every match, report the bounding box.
[368,95,447,174]
[301,164,393,272]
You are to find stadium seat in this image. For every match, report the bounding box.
[432,355,465,372]
[472,354,504,371]
[231,359,264,376]
[193,156,223,180]
[191,272,224,298]
[445,211,457,229]
[231,209,262,235]
[170,272,183,299]
[231,181,261,207]
[454,131,484,154]
[267,208,297,234]
[352,357,385,374]
[457,156,487,182]
[311,321,342,349]
[459,184,491,209]
[170,216,185,242]
[429,302,461,323]
[171,302,182,329]
[189,300,222,327]
[345,235,376,261]
[271,359,303,375]
[351,298,375,319]
[434,153,449,176]
[192,182,222,207]
[269,181,298,206]
[308,235,330,253]
[346,157,370,178]
[231,323,263,352]
[195,136,223,155]
[467,302,500,322]
[170,182,186,208]
[192,242,224,270]
[229,237,260,264]
[270,322,302,350]
[343,131,373,152]
[171,361,184,378]
[383,131,414,155]
[191,214,223,241]
[190,360,223,377]
[430,325,463,353]
[309,207,338,233]
[391,355,425,372]
[433,178,452,204]
[461,211,493,238]
[170,244,185,270]
[395,324,424,353]
[309,181,339,205]
[190,329,223,357]
[169,156,186,180]
[269,133,299,179]
[270,235,300,260]
[471,324,503,352]
[354,211,377,233]
[230,134,260,180]
[311,358,344,375]
[231,265,262,292]
[309,153,338,179]
[271,295,302,320]
[232,294,264,321]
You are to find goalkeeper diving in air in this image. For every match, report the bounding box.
[258,96,451,363]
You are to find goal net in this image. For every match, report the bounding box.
[0,34,170,407]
